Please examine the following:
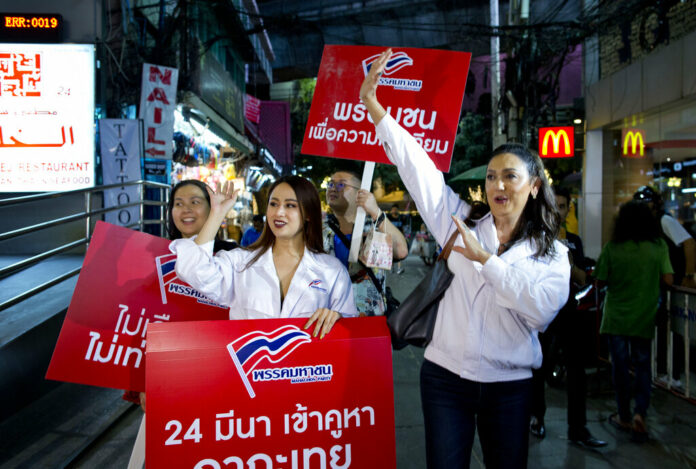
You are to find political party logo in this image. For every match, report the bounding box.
[227,325,322,398]
[154,253,226,309]
[308,279,327,293]
[361,51,421,92]
[538,127,574,158]
[622,128,646,157]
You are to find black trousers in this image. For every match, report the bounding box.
[530,303,588,437]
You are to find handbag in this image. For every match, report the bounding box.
[359,223,393,270]
[387,231,459,350]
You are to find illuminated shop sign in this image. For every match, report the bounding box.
[538,126,574,158]
[0,13,62,42]
[622,128,646,157]
[0,43,95,192]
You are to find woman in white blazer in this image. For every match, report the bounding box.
[360,50,570,469]
[171,176,358,339]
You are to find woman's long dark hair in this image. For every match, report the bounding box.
[612,200,661,243]
[167,179,217,240]
[245,176,325,268]
[464,143,560,258]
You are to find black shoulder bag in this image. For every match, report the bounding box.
[387,231,458,350]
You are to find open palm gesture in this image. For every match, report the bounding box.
[207,180,239,215]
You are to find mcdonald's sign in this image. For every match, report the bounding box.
[622,128,646,157]
[538,127,574,158]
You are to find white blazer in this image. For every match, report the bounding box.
[375,114,570,382]
[170,238,358,319]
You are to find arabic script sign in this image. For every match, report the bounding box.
[0,43,95,192]
[146,318,396,468]
[301,45,471,172]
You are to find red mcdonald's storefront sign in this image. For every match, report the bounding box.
[538,127,574,158]
[622,128,646,157]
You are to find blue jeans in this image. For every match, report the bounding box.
[420,359,532,469]
[608,335,652,421]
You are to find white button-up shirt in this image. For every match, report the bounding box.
[170,238,358,319]
[376,114,570,382]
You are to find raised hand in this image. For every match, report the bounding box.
[359,48,392,103]
[206,180,239,215]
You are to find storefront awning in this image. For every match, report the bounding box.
[181,91,254,154]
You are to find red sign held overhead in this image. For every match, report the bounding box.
[538,127,575,158]
[45,221,229,392]
[146,317,396,468]
[301,45,471,173]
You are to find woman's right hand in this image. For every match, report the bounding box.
[206,180,239,215]
[359,48,392,125]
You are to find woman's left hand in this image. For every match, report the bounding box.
[451,215,491,264]
[304,308,341,339]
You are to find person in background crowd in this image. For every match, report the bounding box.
[323,169,408,316]
[595,200,673,443]
[529,187,607,448]
[634,186,696,390]
[241,214,264,247]
[410,223,436,265]
[125,178,238,468]
[387,204,407,274]
[360,48,570,468]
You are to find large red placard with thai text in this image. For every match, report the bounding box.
[45,221,229,391]
[146,317,395,468]
[301,45,471,173]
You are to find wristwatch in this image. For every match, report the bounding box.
[375,211,386,226]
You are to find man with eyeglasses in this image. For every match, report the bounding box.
[323,169,408,316]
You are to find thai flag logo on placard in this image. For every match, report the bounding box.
[227,325,312,398]
[155,253,179,304]
[362,51,413,76]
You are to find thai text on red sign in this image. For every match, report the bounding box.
[45,221,229,392]
[139,63,178,159]
[146,317,396,468]
[301,45,471,173]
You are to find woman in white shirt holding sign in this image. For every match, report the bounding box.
[360,49,569,468]
[171,175,358,337]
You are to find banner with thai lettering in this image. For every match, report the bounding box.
[146,317,396,468]
[0,43,95,192]
[100,119,142,226]
[139,63,178,160]
[45,221,229,391]
[301,45,471,173]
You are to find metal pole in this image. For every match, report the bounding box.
[85,190,92,244]
[685,293,690,398]
[490,0,501,147]
[140,182,145,232]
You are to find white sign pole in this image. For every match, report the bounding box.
[348,161,375,263]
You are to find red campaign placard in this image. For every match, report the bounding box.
[45,221,229,392]
[301,45,471,173]
[146,317,395,469]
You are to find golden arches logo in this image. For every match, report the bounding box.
[538,127,574,158]
[622,129,645,157]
